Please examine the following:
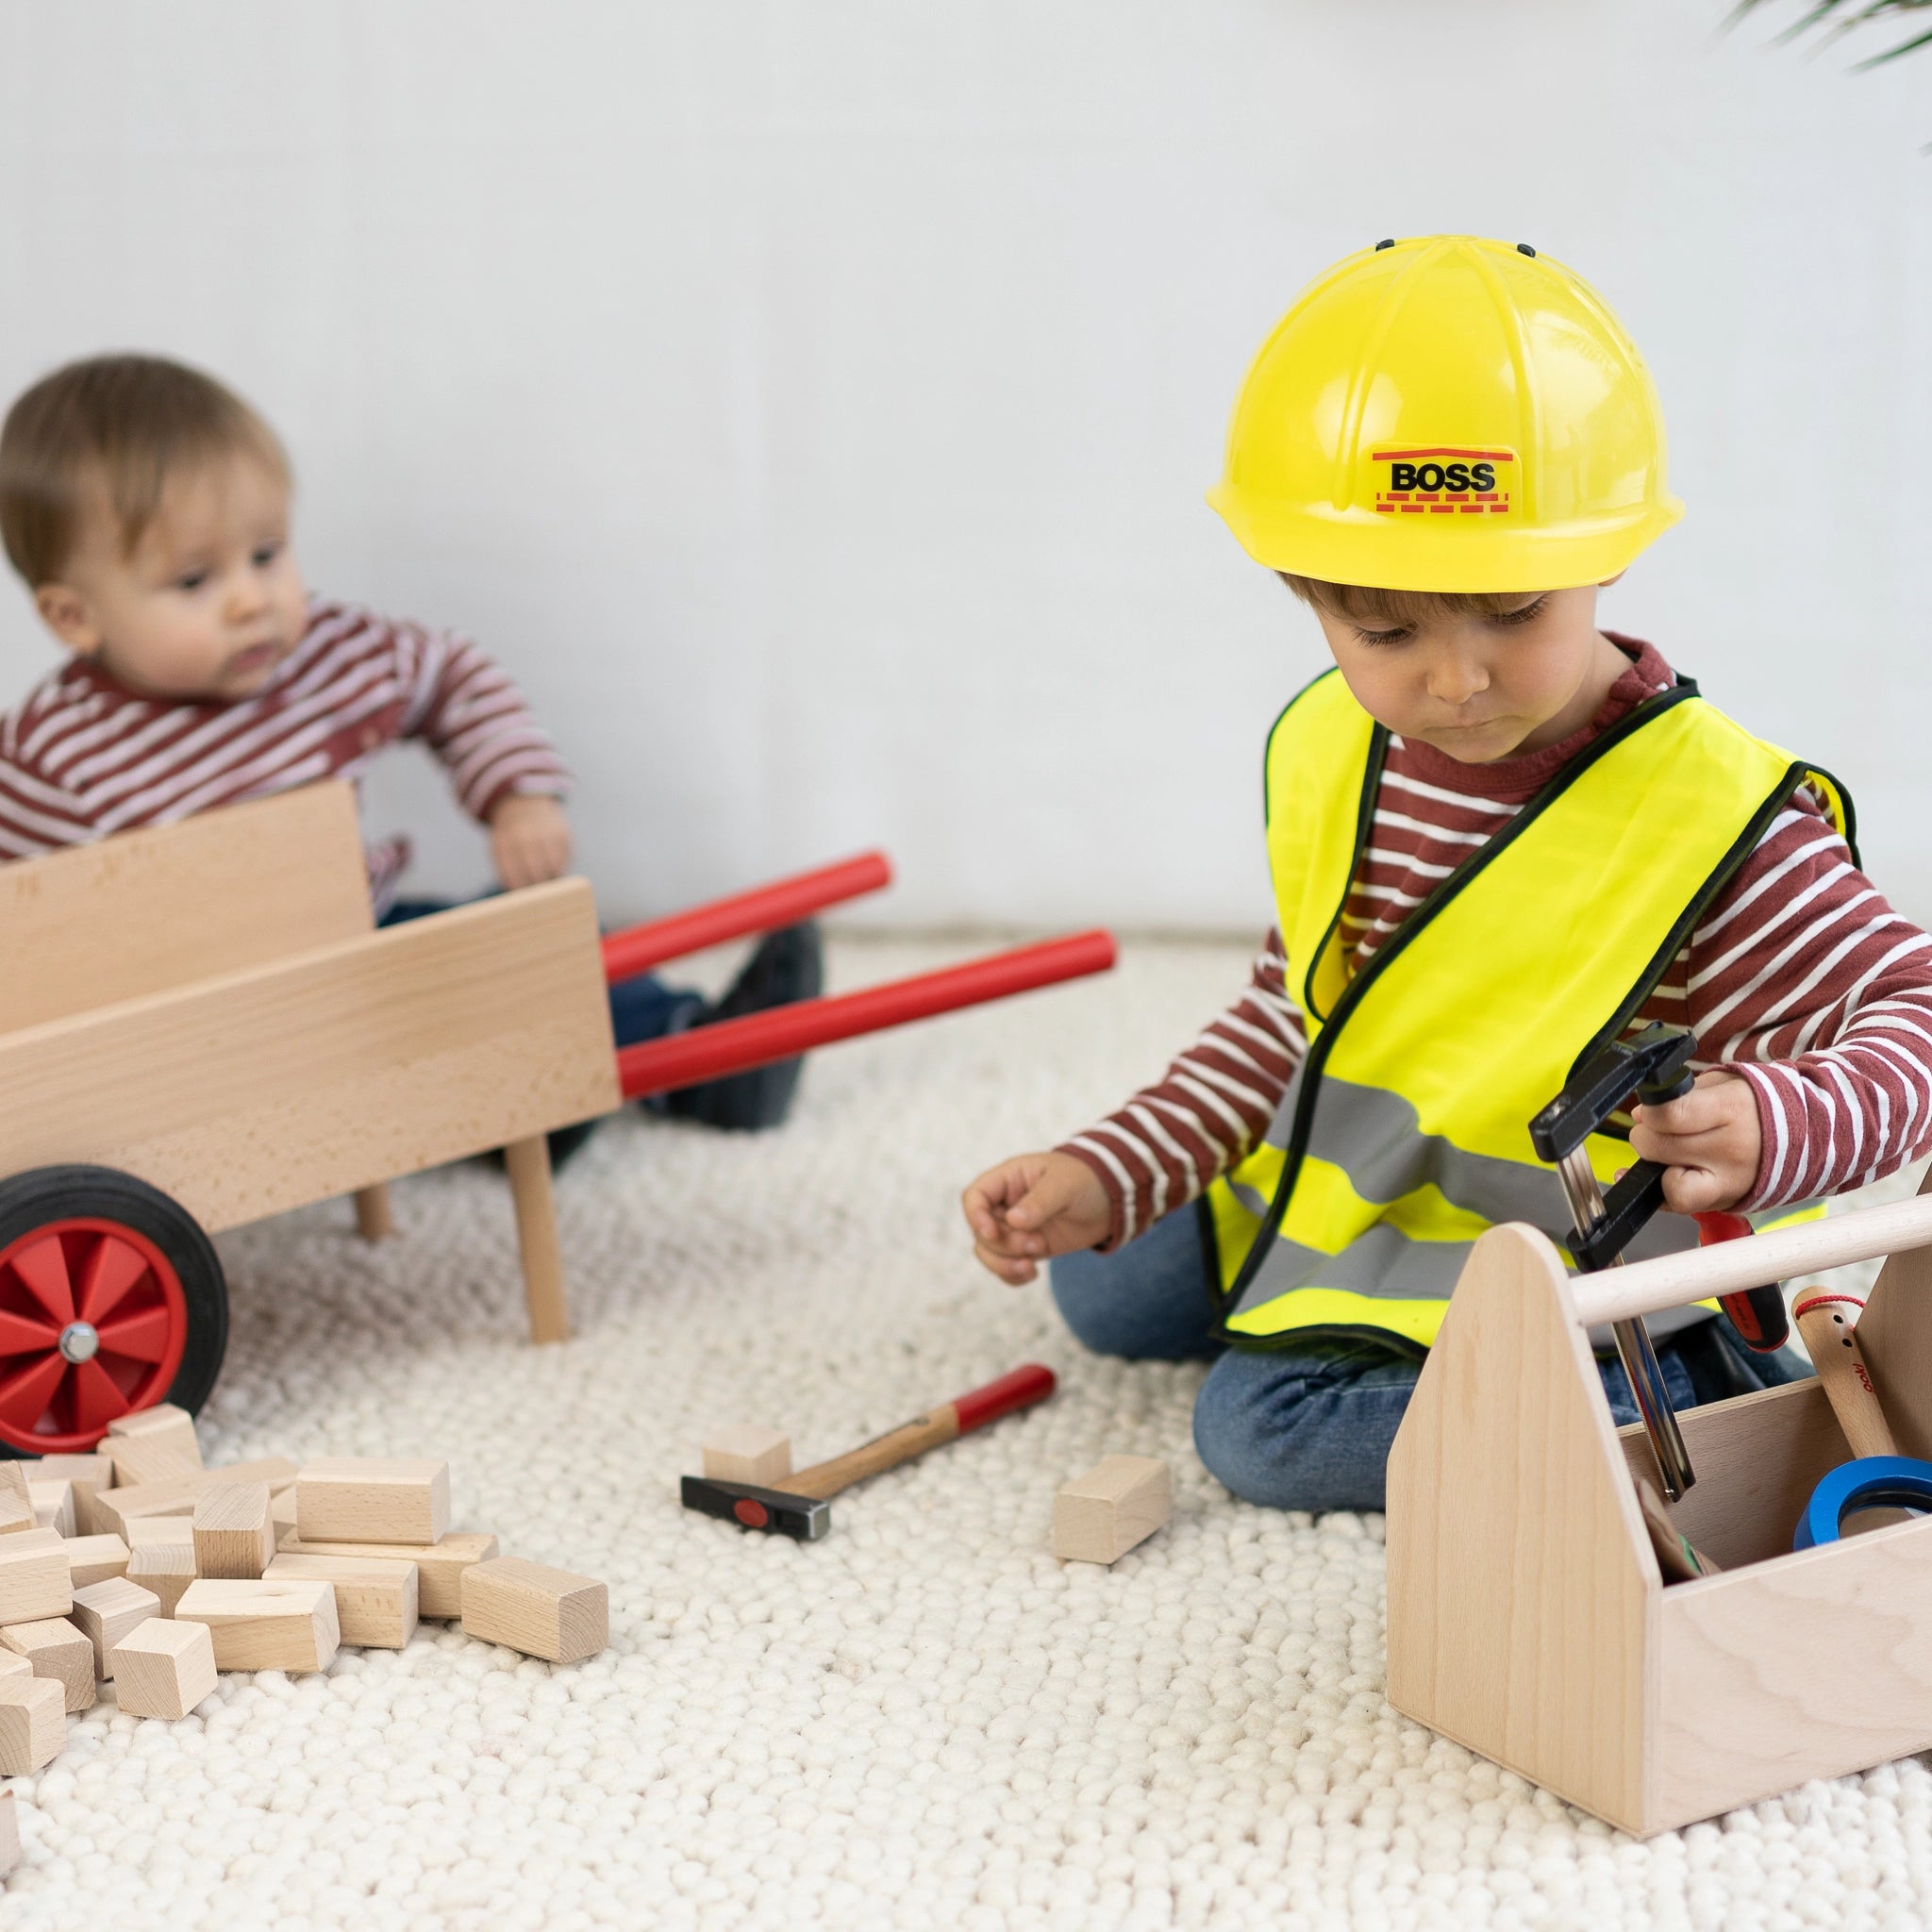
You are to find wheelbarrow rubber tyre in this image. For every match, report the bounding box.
[0,1165,228,1457]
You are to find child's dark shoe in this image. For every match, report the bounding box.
[662,922,823,1131]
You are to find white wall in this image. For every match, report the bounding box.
[2,1,1928,933]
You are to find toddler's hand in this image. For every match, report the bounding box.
[961,1151,1112,1285]
[1628,1069,1762,1214]
[490,793,573,890]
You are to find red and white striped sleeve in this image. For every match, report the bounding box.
[0,676,99,858]
[1685,787,1932,1208]
[391,622,571,823]
[1058,928,1307,1250]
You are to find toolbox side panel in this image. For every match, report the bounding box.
[1658,1519,1932,1830]
[0,879,619,1230]
[1387,1223,1658,1835]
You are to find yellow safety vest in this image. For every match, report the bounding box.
[1206,669,1854,1350]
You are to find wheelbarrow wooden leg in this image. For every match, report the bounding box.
[353,1185,395,1241]
[502,1136,570,1344]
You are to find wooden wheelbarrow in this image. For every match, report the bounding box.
[0,783,1114,1454]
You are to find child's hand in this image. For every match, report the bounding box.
[961,1151,1112,1285]
[490,793,573,889]
[1628,1069,1762,1214]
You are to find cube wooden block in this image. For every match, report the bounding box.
[28,1480,74,1539]
[126,1538,195,1618]
[0,1465,34,1539]
[109,1618,217,1721]
[294,1459,449,1546]
[71,1577,161,1678]
[65,1534,131,1589]
[460,1557,607,1664]
[2,1618,95,1711]
[0,1674,65,1773]
[275,1530,497,1620]
[192,1483,275,1579]
[1052,1456,1173,1565]
[176,1579,340,1673]
[266,1554,418,1648]
[102,1404,203,1485]
[0,1788,18,1875]
[0,1529,71,1624]
[700,1426,792,1487]
[33,1455,114,1537]
[92,1458,299,1542]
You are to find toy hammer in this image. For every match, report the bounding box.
[680,1363,1057,1541]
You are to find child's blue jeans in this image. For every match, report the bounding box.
[1049,1206,1811,1514]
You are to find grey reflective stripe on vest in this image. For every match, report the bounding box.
[1225,1068,1707,1324]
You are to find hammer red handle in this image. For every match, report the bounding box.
[616,930,1118,1099]
[953,1362,1058,1433]
[601,851,892,983]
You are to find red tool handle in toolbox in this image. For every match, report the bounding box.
[1693,1210,1790,1353]
[617,929,1117,1100]
[601,851,892,983]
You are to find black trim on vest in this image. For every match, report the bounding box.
[1214,678,1702,1348]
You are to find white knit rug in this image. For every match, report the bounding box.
[2,935,1926,1932]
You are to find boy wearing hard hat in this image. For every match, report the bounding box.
[961,236,1932,1512]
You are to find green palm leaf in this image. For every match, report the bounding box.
[1731,0,1932,65]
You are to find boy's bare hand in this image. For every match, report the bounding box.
[961,1151,1111,1285]
[1628,1069,1762,1214]
[490,793,573,889]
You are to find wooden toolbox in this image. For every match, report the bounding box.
[1387,1178,1932,1835]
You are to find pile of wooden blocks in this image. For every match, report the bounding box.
[0,1405,609,1807]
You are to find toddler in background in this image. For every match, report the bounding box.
[0,354,817,1147]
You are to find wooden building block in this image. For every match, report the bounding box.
[109,1618,218,1721]
[71,1578,162,1679]
[0,1788,18,1876]
[0,1465,33,1539]
[176,1579,340,1674]
[270,1488,299,1535]
[102,1404,203,1485]
[0,1674,64,1773]
[192,1484,275,1579]
[266,1554,418,1648]
[64,1534,131,1590]
[0,1530,71,1624]
[125,1540,195,1618]
[0,1651,31,1684]
[276,1530,496,1619]
[28,1480,74,1539]
[701,1427,792,1487]
[34,1455,114,1536]
[1052,1456,1173,1565]
[295,1460,449,1546]
[92,1458,299,1541]
[459,1557,607,1664]
[2,1619,95,1711]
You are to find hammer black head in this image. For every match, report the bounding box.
[681,1474,831,1541]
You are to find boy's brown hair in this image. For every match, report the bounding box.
[0,354,288,587]
[1280,573,1531,626]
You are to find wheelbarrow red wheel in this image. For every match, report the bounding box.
[0,1167,228,1457]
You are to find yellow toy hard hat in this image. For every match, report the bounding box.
[1208,236,1682,592]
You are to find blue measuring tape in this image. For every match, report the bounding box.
[1793,1456,1932,1549]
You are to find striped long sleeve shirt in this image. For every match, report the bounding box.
[1060,639,1932,1247]
[0,598,571,911]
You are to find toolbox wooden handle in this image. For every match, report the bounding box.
[1570,1194,1932,1329]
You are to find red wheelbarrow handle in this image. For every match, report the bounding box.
[616,929,1117,1100]
[601,851,892,983]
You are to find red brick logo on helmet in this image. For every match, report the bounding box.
[1373,446,1514,516]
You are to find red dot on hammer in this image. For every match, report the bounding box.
[733,1499,769,1528]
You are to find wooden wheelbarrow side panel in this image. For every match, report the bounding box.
[0,880,620,1234]
[1657,1516,1932,1831]
[1386,1223,1658,1835]
[0,784,372,1033]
